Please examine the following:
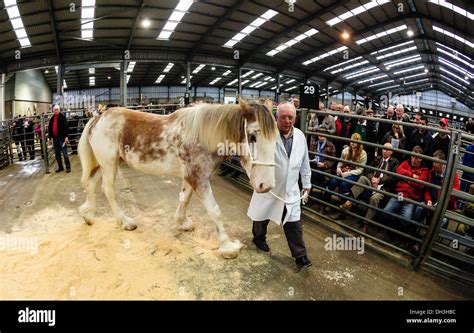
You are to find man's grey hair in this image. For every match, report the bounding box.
[277,102,296,117]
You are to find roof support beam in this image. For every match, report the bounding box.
[47,0,61,61]
[126,0,147,51]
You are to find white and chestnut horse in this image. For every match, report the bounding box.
[78,99,277,258]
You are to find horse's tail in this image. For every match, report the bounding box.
[78,117,99,186]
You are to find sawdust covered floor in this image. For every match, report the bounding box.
[0,157,467,300]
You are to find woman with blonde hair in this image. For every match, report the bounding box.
[320,133,367,211]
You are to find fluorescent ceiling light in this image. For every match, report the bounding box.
[439,67,470,84]
[357,74,388,84]
[375,46,417,60]
[81,0,95,40]
[5,0,31,47]
[266,28,319,57]
[324,56,363,72]
[157,0,194,40]
[356,24,407,45]
[163,63,174,73]
[181,75,193,84]
[192,64,205,74]
[89,77,95,86]
[440,74,467,89]
[89,68,95,74]
[385,56,421,69]
[252,73,263,79]
[393,65,425,75]
[223,9,278,48]
[428,0,473,20]
[227,79,238,86]
[155,74,166,83]
[368,80,394,88]
[326,0,390,26]
[210,77,221,85]
[371,40,414,55]
[241,70,254,78]
[285,85,298,91]
[439,57,473,79]
[330,60,369,74]
[222,70,232,76]
[436,45,473,69]
[302,46,348,65]
[404,78,429,85]
[241,79,250,86]
[399,72,427,81]
[433,25,474,48]
[127,61,136,73]
[344,66,379,79]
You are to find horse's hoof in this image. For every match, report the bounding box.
[218,240,242,259]
[83,217,94,226]
[179,220,195,232]
[123,223,137,231]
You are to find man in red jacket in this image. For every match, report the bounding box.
[383,146,429,231]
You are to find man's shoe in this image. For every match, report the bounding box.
[55,168,64,173]
[295,255,312,268]
[66,168,71,173]
[253,239,270,252]
[339,200,352,211]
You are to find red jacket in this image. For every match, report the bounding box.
[335,118,342,137]
[395,160,429,201]
[424,168,460,210]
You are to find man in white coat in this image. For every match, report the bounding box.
[247,102,312,268]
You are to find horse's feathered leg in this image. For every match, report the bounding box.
[101,162,137,231]
[175,180,194,231]
[193,179,242,259]
[78,167,101,225]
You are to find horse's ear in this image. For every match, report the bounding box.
[264,99,273,113]
[238,96,253,118]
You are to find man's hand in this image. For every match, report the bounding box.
[317,162,324,168]
[64,137,69,144]
[413,173,419,179]
[336,167,342,176]
[427,200,432,206]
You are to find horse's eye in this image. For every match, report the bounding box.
[249,134,257,143]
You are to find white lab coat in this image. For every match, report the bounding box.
[247,127,312,225]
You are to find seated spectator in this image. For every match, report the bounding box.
[309,126,336,191]
[364,108,378,164]
[337,142,399,228]
[377,105,396,145]
[322,133,367,211]
[381,123,407,161]
[413,150,460,226]
[383,146,429,234]
[459,140,474,209]
[311,102,336,134]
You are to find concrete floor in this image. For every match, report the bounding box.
[0,157,469,300]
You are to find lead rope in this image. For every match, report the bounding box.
[243,119,309,205]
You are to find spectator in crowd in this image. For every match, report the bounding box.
[48,105,71,173]
[431,118,450,158]
[407,113,432,156]
[365,108,378,164]
[381,123,407,161]
[458,140,474,209]
[337,142,399,229]
[322,133,367,213]
[377,105,396,144]
[312,101,336,134]
[10,116,25,161]
[292,97,300,109]
[383,146,429,234]
[309,126,336,196]
[412,150,460,252]
[466,118,474,134]
[352,107,368,142]
[395,104,411,123]
[68,112,81,155]
[34,121,44,159]
[23,116,35,160]
[338,105,354,155]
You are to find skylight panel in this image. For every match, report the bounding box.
[368,79,394,88]
[428,0,473,20]
[324,56,363,72]
[81,0,95,40]
[224,9,278,48]
[433,25,474,48]
[371,40,414,55]
[155,74,166,83]
[344,66,379,79]
[163,63,174,73]
[222,70,232,76]
[376,84,400,91]
[181,75,193,84]
[89,77,95,86]
[5,0,31,47]
[326,0,390,26]
[375,46,417,60]
[127,61,136,73]
[330,60,369,74]
[302,46,348,65]
[385,55,421,69]
[393,65,425,75]
[209,77,221,85]
[157,0,194,40]
[192,64,205,74]
[266,28,319,57]
[357,74,388,84]
[356,24,407,45]
[439,57,473,78]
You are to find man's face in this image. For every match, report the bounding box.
[382,145,393,159]
[433,161,445,174]
[415,115,421,124]
[396,107,403,118]
[318,135,326,142]
[387,107,394,117]
[419,119,427,133]
[331,102,336,111]
[277,108,296,134]
[293,99,300,108]
[319,103,325,111]
[411,155,422,167]
[53,106,60,115]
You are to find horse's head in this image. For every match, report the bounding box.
[238,98,278,193]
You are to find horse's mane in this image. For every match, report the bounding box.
[176,103,277,152]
